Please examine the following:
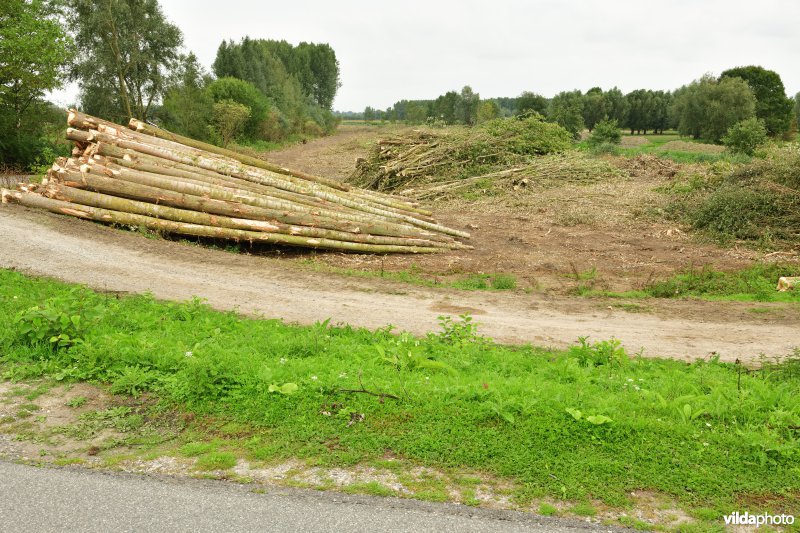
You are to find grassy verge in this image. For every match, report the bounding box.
[577,263,800,303]
[1,269,798,520]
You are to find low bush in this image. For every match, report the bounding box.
[587,119,621,147]
[722,118,768,156]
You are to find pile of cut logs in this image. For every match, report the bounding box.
[1,111,469,253]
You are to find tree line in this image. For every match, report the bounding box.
[352,66,798,143]
[1,0,341,170]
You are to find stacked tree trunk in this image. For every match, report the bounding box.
[1,111,470,253]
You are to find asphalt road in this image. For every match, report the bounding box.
[0,461,622,532]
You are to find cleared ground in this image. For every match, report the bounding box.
[1,206,797,363]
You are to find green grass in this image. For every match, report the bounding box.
[0,269,798,513]
[538,503,558,516]
[195,451,237,471]
[596,263,800,303]
[579,132,750,164]
[179,441,218,457]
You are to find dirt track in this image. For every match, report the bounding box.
[1,206,797,363]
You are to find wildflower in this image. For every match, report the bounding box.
[311,375,318,381]
[279,358,287,365]
[185,351,193,357]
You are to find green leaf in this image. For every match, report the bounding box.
[586,415,613,425]
[566,408,582,421]
[269,382,299,395]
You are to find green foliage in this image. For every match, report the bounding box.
[13,289,105,350]
[722,118,767,156]
[490,274,517,290]
[581,87,607,131]
[548,90,584,138]
[68,0,183,122]
[569,337,628,368]
[587,119,621,146]
[195,451,237,471]
[110,365,156,397]
[66,396,88,408]
[690,184,789,241]
[625,89,671,135]
[721,66,794,135]
[2,271,800,509]
[476,100,501,124]
[480,114,574,156]
[643,263,798,302]
[0,1,72,169]
[671,75,756,143]
[179,441,217,457]
[206,78,268,142]
[516,91,548,116]
[158,53,214,142]
[212,100,251,147]
[538,503,558,516]
[212,37,340,139]
[433,314,485,346]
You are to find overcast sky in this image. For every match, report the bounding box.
[51,0,800,111]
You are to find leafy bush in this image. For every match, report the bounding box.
[587,119,621,147]
[206,77,270,141]
[13,289,105,350]
[689,184,788,241]
[480,114,574,156]
[723,118,768,156]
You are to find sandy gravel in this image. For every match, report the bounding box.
[1,206,797,364]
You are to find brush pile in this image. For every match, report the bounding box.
[1,111,469,253]
[349,115,619,199]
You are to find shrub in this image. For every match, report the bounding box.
[689,184,791,241]
[723,118,768,156]
[587,119,621,147]
[13,289,105,350]
[481,114,574,156]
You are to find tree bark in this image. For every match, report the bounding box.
[3,189,444,254]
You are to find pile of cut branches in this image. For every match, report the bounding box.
[1,111,469,253]
[349,116,620,199]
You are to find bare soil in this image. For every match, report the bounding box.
[1,205,797,363]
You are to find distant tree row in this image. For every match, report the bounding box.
[351,66,797,143]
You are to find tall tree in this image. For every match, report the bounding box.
[476,100,501,123]
[516,91,548,116]
[68,0,182,122]
[548,90,584,138]
[0,0,72,167]
[0,0,72,130]
[159,53,214,142]
[720,66,793,135]
[625,89,655,134]
[454,86,480,125]
[671,75,755,142]
[582,87,607,132]
[604,87,629,126]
